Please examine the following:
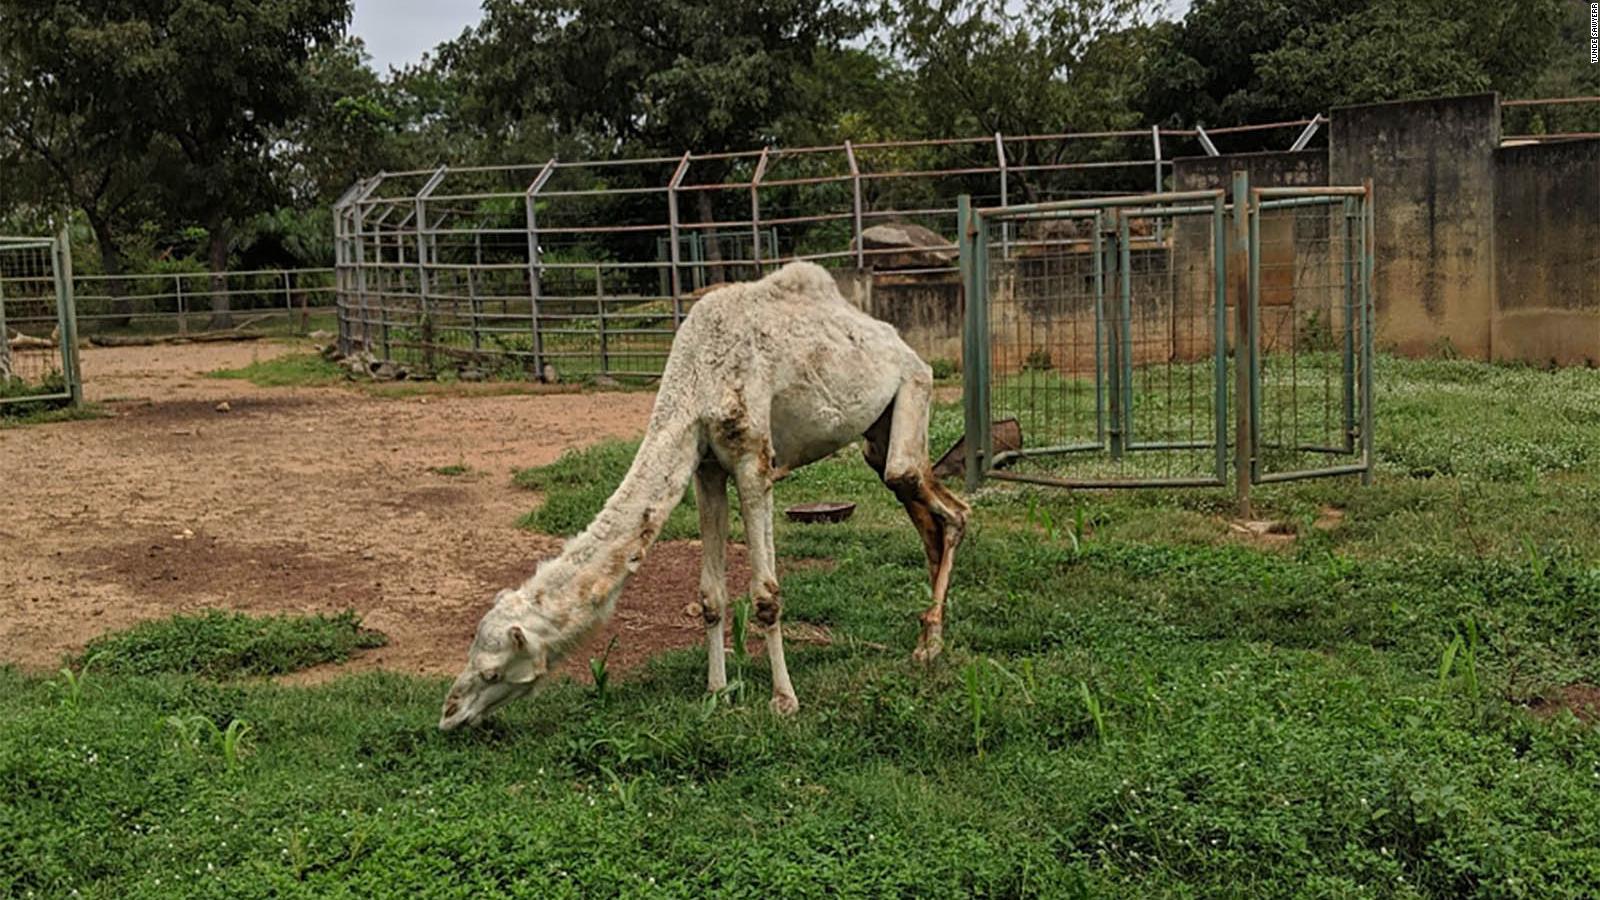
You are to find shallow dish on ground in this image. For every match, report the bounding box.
[784,501,856,524]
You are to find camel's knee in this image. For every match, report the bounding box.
[700,589,725,627]
[753,578,782,627]
[882,465,926,499]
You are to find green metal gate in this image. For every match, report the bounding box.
[0,231,82,411]
[957,176,1374,500]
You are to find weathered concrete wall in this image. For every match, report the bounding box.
[1331,93,1500,358]
[1173,149,1329,193]
[1492,139,1600,366]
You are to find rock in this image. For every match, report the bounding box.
[308,329,333,341]
[542,363,560,384]
[214,401,231,413]
[683,602,704,619]
[592,374,621,389]
[370,361,401,381]
[850,222,957,270]
[458,367,487,382]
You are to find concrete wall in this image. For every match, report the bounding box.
[1492,139,1600,366]
[1173,149,1329,193]
[1331,93,1500,358]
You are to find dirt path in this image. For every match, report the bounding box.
[0,342,748,681]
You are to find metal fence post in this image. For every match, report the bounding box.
[525,157,558,379]
[415,166,448,374]
[1361,179,1376,486]
[1341,196,1357,453]
[595,264,609,375]
[1212,192,1230,484]
[175,273,188,336]
[958,195,983,493]
[994,132,1009,258]
[845,141,864,267]
[468,233,482,353]
[54,227,82,405]
[282,270,294,333]
[666,152,692,327]
[751,146,770,276]
[1232,170,1253,517]
[1105,210,1124,460]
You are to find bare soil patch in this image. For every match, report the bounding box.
[1526,683,1600,725]
[2,341,737,681]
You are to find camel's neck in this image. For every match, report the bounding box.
[518,405,702,648]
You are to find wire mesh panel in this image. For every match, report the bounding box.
[959,183,1374,493]
[0,234,80,410]
[961,192,1229,488]
[1248,187,1374,483]
[72,269,334,337]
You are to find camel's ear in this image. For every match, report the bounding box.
[503,625,545,684]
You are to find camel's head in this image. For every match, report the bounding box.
[439,591,548,731]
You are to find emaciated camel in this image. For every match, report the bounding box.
[439,261,969,730]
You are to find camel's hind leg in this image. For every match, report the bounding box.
[864,369,971,663]
[695,461,731,693]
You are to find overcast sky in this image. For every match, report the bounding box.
[351,0,485,73]
[348,0,1193,74]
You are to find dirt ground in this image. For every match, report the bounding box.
[0,341,760,682]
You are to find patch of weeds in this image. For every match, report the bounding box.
[0,402,105,428]
[164,714,255,771]
[79,610,386,678]
[428,463,471,477]
[589,636,619,707]
[208,353,346,387]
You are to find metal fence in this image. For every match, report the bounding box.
[333,118,1332,380]
[72,268,336,337]
[956,175,1374,501]
[1,232,81,409]
[332,96,1592,384]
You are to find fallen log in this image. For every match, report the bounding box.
[88,331,266,348]
[7,331,56,350]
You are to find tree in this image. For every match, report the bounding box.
[0,3,170,315]
[443,0,870,278]
[1140,0,1565,127]
[0,0,349,327]
[272,38,403,207]
[885,0,1161,200]
[139,0,350,327]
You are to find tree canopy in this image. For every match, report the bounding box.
[0,0,1592,276]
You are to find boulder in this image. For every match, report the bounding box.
[850,223,957,270]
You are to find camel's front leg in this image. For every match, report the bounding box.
[695,462,731,693]
[733,455,798,715]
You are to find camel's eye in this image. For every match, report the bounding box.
[479,669,501,684]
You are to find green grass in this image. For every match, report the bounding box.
[77,610,387,679]
[208,352,347,388]
[428,464,471,477]
[0,401,106,428]
[9,356,1600,896]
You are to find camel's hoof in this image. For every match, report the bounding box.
[707,680,728,695]
[770,693,800,716]
[912,637,944,665]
